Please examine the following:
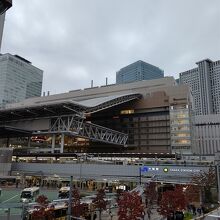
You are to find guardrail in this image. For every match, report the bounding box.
[194,207,220,220]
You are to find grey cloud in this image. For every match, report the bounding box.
[2,0,220,93]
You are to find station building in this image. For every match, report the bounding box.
[0,76,192,155]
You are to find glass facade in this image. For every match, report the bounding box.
[0,53,43,108]
[116,60,164,84]
[170,105,191,154]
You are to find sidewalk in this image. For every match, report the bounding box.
[98,206,164,220]
[150,207,164,220]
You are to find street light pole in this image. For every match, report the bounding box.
[80,160,82,189]
[216,164,220,203]
[67,175,73,220]
[139,167,142,185]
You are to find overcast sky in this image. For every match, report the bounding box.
[2,0,220,94]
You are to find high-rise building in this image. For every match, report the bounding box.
[0,53,43,108]
[116,60,164,84]
[179,59,220,115]
[0,0,12,50]
[0,13,5,50]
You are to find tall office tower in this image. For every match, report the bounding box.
[0,0,12,50]
[116,60,164,84]
[179,59,220,115]
[0,13,5,50]
[0,53,43,108]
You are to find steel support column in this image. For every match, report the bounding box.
[60,133,64,153]
[52,134,55,153]
[27,137,31,148]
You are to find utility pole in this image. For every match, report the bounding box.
[67,175,73,220]
[139,167,142,185]
[217,164,220,202]
[21,203,25,220]
[7,208,10,220]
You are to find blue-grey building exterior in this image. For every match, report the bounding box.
[116,60,164,84]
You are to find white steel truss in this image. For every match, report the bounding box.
[78,121,128,145]
[33,115,128,146]
[49,115,84,134]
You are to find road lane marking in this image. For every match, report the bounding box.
[2,195,19,203]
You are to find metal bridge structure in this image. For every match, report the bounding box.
[0,93,141,152]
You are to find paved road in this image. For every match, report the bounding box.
[0,187,59,217]
[0,214,21,220]
[0,188,165,220]
[0,187,100,218]
[0,187,59,203]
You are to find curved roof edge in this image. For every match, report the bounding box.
[0,93,142,121]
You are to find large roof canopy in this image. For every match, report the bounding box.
[0,126,32,138]
[0,93,141,122]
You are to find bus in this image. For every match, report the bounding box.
[25,202,68,220]
[53,204,68,220]
[20,187,40,203]
[58,187,70,199]
[0,188,2,197]
[25,200,90,220]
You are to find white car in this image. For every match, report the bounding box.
[0,188,2,197]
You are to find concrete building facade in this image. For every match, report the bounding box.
[0,53,43,108]
[193,114,220,155]
[11,162,209,184]
[116,60,164,84]
[179,59,220,115]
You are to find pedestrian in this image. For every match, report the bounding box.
[175,211,184,220]
[197,207,202,215]
[192,205,196,215]
[93,212,97,220]
[147,208,152,220]
[145,198,148,206]
[201,205,206,214]
[86,213,91,220]
[109,211,113,220]
[167,211,175,220]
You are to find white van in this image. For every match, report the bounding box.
[20,187,40,203]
